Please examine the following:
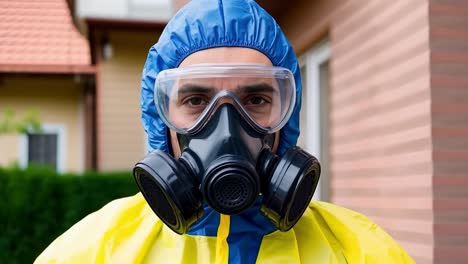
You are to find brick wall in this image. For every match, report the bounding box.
[429,1,468,263]
[280,1,433,262]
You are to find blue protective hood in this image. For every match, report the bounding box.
[141,0,302,157]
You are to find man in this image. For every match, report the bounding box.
[36,0,414,263]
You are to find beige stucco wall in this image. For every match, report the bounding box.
[0,75,84,172]
[97,30,159,171]
[0,133,20,166]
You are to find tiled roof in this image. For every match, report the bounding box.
[0,0,92,73]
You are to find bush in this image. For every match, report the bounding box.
[0,166,138,263]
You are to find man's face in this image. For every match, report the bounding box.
[169,47,280,157]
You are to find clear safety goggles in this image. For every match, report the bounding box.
[154,64,296,134]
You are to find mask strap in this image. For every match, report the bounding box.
[166,127,174,156]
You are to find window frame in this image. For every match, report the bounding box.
[19,124,67,173]
[299,39,330,201]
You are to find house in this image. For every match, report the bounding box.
[0,0,94,172]
[0,0,168,172]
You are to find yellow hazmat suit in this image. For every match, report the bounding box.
[36,193,414,263]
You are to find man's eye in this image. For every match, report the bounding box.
[184,96,208,106]
[245,96,269,106]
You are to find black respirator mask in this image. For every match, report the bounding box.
[133,64,321,234]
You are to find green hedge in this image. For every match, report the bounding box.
[0,166,139,263]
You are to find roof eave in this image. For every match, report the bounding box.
[0,64,97,75]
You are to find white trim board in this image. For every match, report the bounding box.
[300,39,330,201]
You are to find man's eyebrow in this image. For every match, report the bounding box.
[238,83,278,94]
[177,84,216,95]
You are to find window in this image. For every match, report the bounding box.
[298,39,330,201]
[28,133,58,169]
[20,124,66,172]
